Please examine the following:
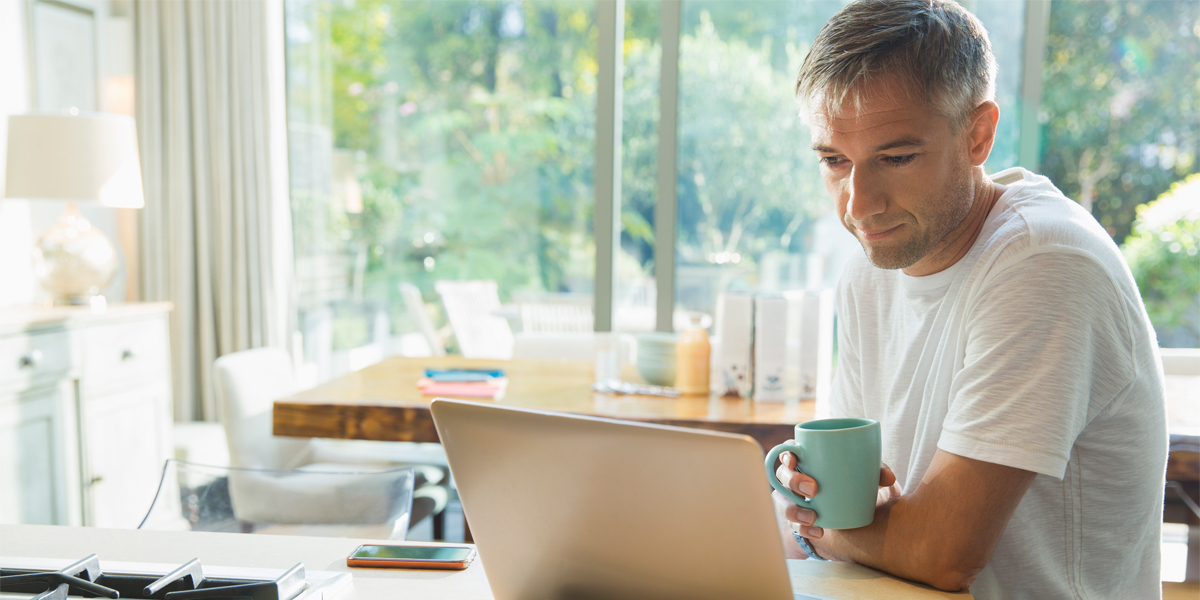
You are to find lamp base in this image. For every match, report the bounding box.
[33,203,118,305]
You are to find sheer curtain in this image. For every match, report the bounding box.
[135,0,294,421]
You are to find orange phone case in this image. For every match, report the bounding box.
[345,544,476,570]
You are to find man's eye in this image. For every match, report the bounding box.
[883,154,916,167]
[821,156,845,167]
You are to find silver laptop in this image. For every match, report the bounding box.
[430,398,795,600]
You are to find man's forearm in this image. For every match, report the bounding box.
[807,451,1037,592]
[819,494,980,591]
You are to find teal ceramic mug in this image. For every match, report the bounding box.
[764,418,882,530]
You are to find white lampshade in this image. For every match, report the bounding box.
[4,112,145,209]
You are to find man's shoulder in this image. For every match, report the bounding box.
[988,168,1093,242]
[978,168,1124,276]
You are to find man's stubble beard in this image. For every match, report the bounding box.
[856,165,976,271]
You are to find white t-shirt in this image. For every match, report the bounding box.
[830,167,1167,599]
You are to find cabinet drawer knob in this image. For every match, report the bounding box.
[121,348,135,361]
[18,350,43,369]
[89,475,104,486]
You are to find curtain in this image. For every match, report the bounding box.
[135,0,294,421]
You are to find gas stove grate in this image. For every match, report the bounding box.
[0,555,308,600]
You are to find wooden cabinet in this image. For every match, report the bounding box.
[0,303,173,528]
[0,381,76,525]
[81,380,174,528]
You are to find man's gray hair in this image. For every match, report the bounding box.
[795,0,997,127]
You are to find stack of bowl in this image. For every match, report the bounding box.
[635,332,678,387]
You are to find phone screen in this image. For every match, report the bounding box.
[351,545,474,561]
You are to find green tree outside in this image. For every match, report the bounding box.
[284,0,1200,356]
[1039,0,1199,243]
[1122,175,1200,347]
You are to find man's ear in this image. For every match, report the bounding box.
[965,101,999,167]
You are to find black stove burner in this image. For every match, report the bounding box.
[0,555,307,600]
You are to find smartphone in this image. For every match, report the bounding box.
[346,544,477,570]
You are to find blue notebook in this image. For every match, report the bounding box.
[424,368,507,382]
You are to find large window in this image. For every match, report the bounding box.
[664,0,1029,315]
[1038,0,1199,347]
[285,1,600,378]
[284,0,1198,379]
[671,2,851,313]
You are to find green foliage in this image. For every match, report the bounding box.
[1039,0,1200,243]
[673,12,825,264]
[620,3,847,282]
[286,0,842,329]
[287,0,603,321]
[1121,175,1200,347]
[286,0,1200,351]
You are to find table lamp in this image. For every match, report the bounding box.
[3,111,144,305]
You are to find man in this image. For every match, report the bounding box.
[772,1,1168,598]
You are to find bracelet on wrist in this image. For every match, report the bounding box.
[793,531,828,561]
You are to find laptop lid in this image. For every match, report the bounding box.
[430,398,794,600]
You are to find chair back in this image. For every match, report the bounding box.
[400,283,446,356]
[213,347,309,469]
[435,279,514,359]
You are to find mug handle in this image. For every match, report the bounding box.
[765,444,814,509]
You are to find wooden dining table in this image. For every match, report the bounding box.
[274,354,1196,567]
[273,354,1200,488]
[273,356,815,452]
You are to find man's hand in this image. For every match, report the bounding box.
[772,445,898,560]
[770,447,1037,591]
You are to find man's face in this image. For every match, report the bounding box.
[809,79,976,273]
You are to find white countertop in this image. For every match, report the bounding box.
[0,525,495,600]
[0,525,967,599]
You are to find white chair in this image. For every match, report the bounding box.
[435,280,514,359]
[400,283,446,356]
[213,347,451,536]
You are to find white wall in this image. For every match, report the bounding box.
[0,0,35,307]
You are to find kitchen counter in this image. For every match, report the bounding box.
[0,525,967,599]
[0,525,495,600]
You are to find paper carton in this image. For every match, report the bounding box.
[714,292,754,398]
[753,295,788,402]
[797,289,835,408]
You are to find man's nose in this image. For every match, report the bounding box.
[845,167,886,222]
